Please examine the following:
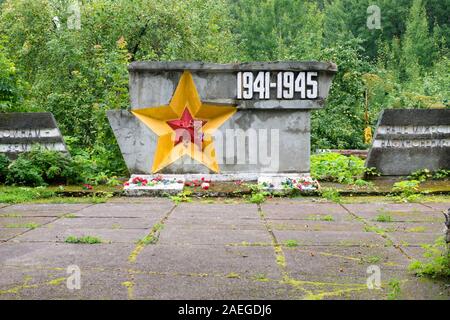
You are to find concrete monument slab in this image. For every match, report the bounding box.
[366,109,450,175]
[0,112,67,159]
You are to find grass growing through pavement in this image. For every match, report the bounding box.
[137,223,164,245]
[64,236,102,244]
[283,240,299,247]
[387,278,401,300]
[5,222,40,229]
[320,187,341,203]
[374,214,393,222]
[408,236,450,278]
[306,214,335,221]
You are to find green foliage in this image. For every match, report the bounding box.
[387,278,402,300]
[0,153,10,182]
[306,214,335,222]
[391,180,421,199]
[170,190,192,204]
[64,235,103,244]
[0,0,448,157]
[283,240,299,248]
[0,186,55,203]
[4,147,80,186]
[408,169,450,182]
[408,236,450,279]
[6,157,45,186]
[5,222,39,229]
[246,184,269,204]
[374,214,393,223]
[320,187,341,203]
[311,153,367,184]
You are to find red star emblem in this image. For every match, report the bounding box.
[166,108,207,147]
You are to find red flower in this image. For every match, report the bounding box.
[83,184,93,190]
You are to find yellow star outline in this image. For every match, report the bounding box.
[132,71,237,173]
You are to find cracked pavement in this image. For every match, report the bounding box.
[0,198,449,300]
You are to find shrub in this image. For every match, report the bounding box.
[5,158,45,186]
[0,154,10,182]
[311,153,367,184]
[23,148,77,184]
[392,180,421,198]
[408,237,450,279]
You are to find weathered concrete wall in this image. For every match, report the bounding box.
[366,109,450,176]
[0,112,67,159]
[108,61,337,175]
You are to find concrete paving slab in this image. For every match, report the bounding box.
[371,221,444,234]
[0,217,55,228]
[346,205,443,223]
[0,228,28,241]
[0,242,134,268]
[0,203,91,217]
[269,220,365,232]
[50,217,157,230]
[134,244,281,278]
[75,202,174,218]
[159,227,272,245]
[14,227,148,243]
[261,202,350,221]
[132,273,291,300]
[388,232,442,246]
[172,203,259,220]
[421,202,450,212]
[0,266,128,300]
[283,247,409,284]
[342,203,433,213]
[273,230,386,247]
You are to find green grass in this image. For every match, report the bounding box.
[62,213,77,218]
[408,236,450,278]
[5,222,40,229]
[64,235,103,244]
[374,214,393,223]
[283,239,299,247]
[387,278,401,300]
[364,255,381,264]
[306,214,334,221]
[0,186,55,204]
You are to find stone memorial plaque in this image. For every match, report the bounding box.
[366,109,450,176]
[0,112,68,159]
[108,61,337,179]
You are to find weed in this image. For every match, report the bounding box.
[226,272,240,279]
[253,274,269,282]
[62,213,77,218]
[306,214,335,221]
[390,180,423,202]
[406,226,426,233]
[364,256,381,264]
[65,236,102,244]
[283,240,299,247]
[387,278,401,300]
[170,190,192,204]
[408,236,450,278]
[5,222,40,229]
[374,214,392,223]
[320,187,341,203]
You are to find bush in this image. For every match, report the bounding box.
[408,237,450,279]
[23,148,78,184]
[6,157,45,186]
[4,147,79,186]
[311,153,367,184]
[0,154,10,182]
